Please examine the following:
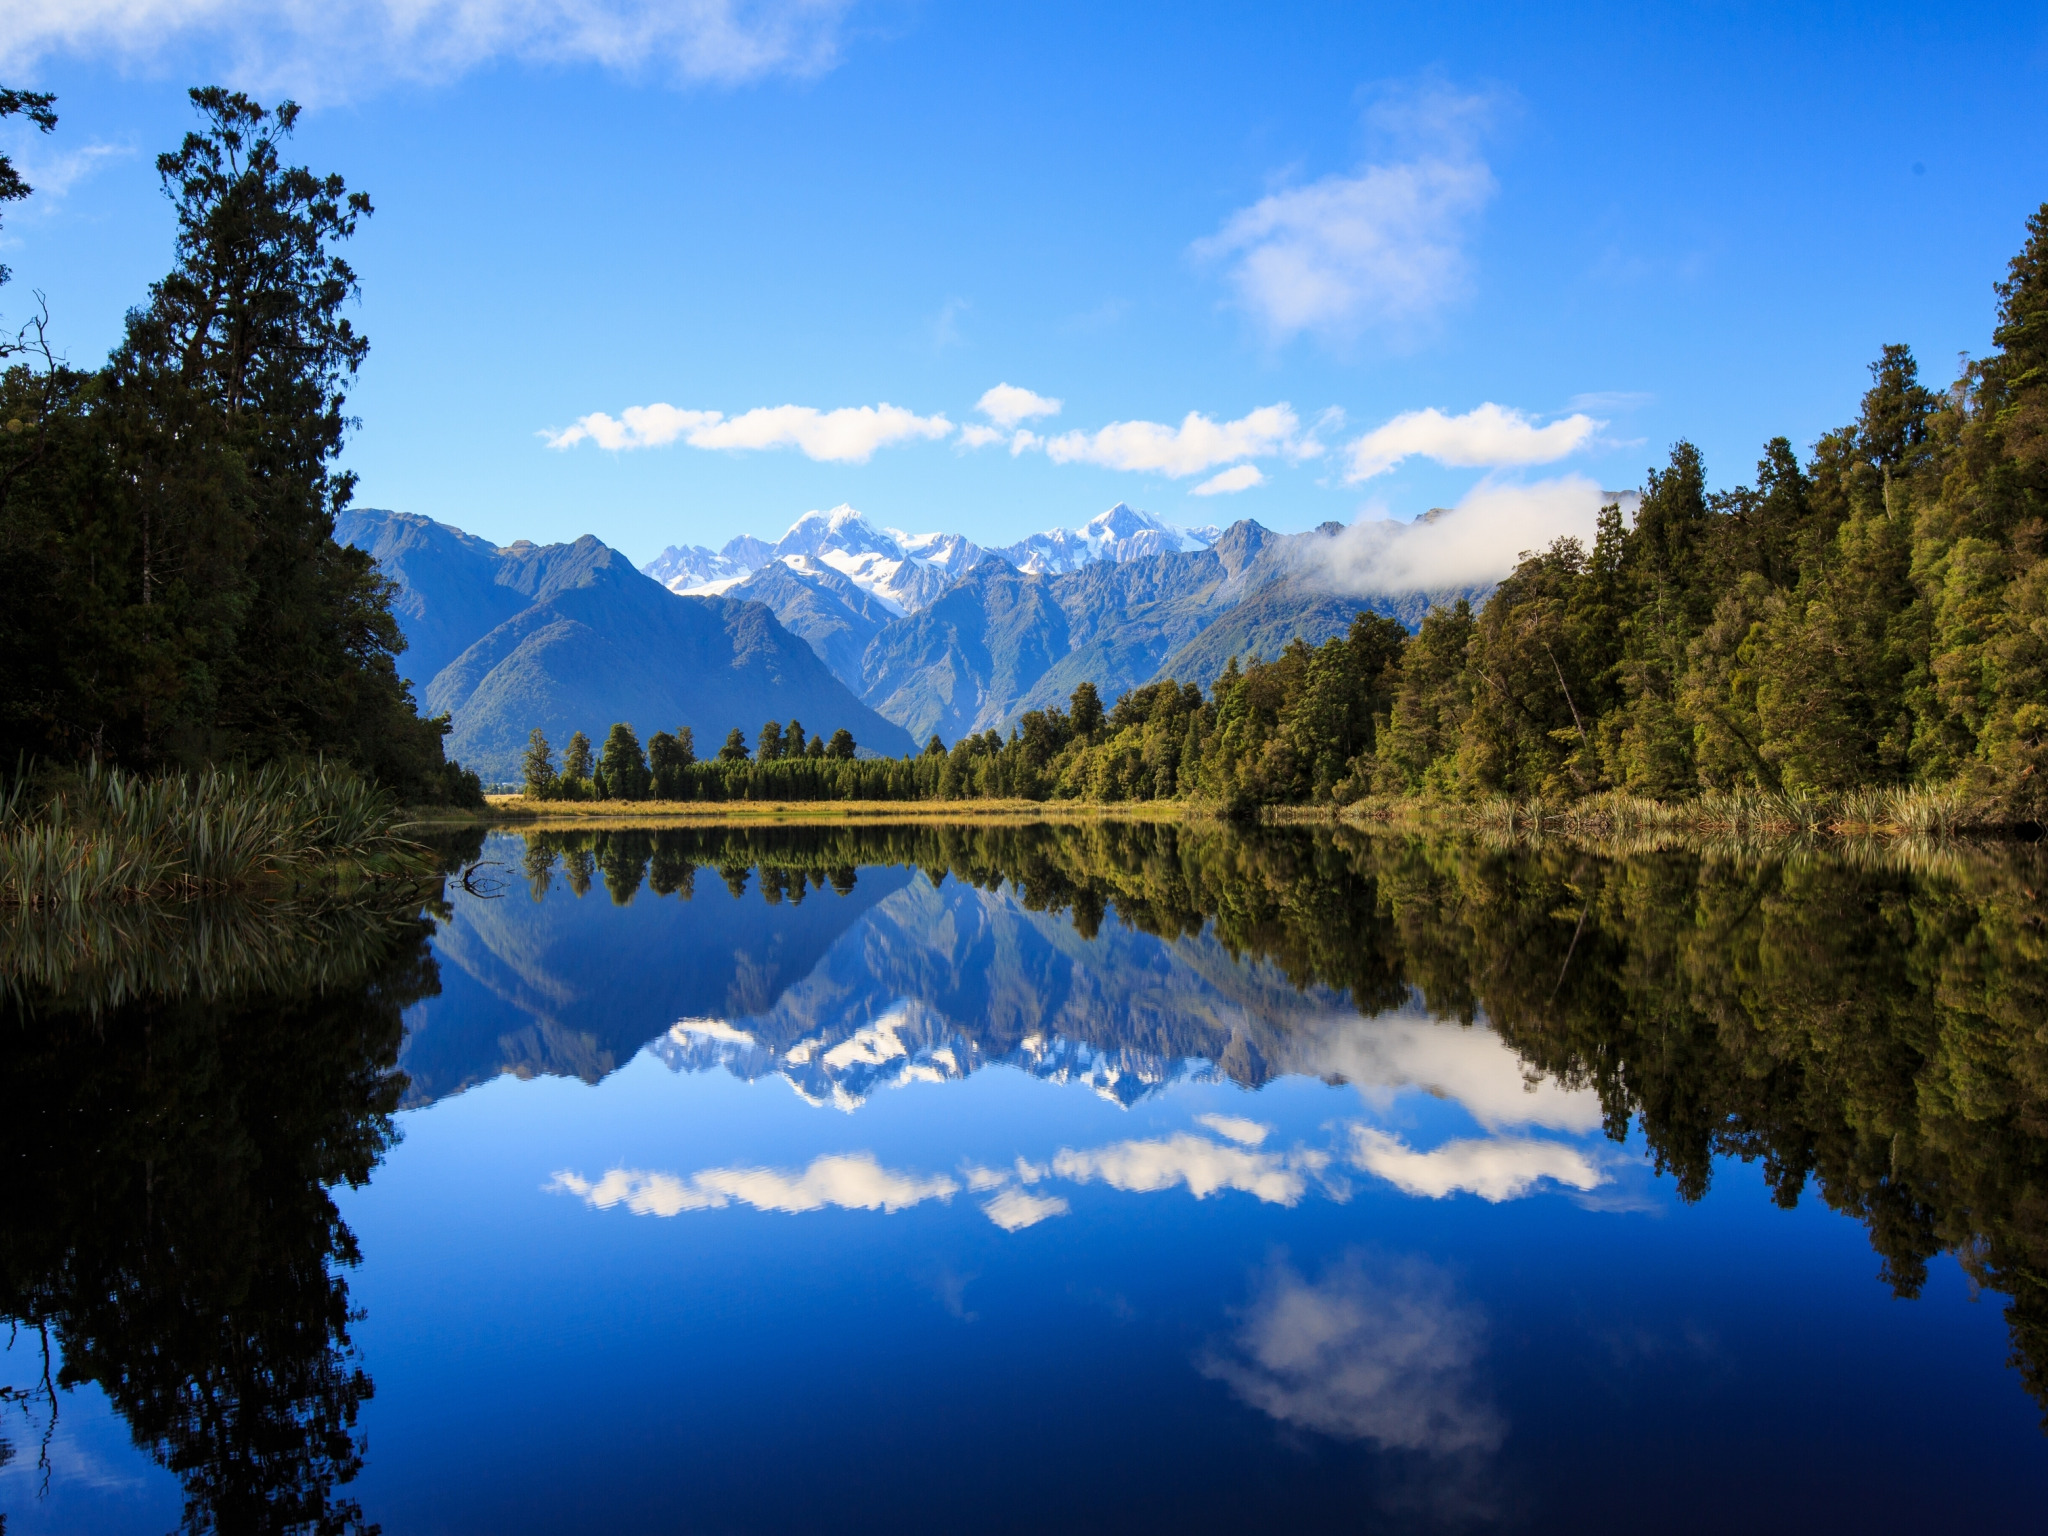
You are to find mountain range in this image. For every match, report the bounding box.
[339,498,1478,776]
[644,502,1469,742]
[336,509,916,779]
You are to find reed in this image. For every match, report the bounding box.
[0,758,431,907]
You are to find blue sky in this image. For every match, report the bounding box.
[3,1,2045,564]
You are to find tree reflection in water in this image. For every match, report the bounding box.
[5,817,2048,1533]
[524,820,2048,1423]
[0,885,446,1535]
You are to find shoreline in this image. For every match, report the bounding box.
[391,789,2045,844]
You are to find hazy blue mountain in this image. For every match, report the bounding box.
[333,508,531,689]
[338,509,915,778]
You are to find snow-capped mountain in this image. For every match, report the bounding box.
[641,536,765,594]
[996,503,1219,575]
[645,505,982,616]
[643,501,1217,613]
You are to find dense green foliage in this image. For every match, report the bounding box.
[0,88,479,806]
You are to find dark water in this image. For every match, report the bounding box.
[6,821,2048,1534]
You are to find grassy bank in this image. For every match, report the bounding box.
[0,759,434,906]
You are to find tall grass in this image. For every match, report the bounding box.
[0,758,430,907]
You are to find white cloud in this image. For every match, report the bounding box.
[1345,403,1601,482]
[981,1188,1069,1231]
[0,1,854,98]
[1196,1113,1271,1146]
[1200,1254,1503,1454]
[1306,474,1612,593]
[1350,1127,1603,1202]
[977,383,1062,428]
[957,423,1006,450]
[546,401,953,463]
[1194,84,1498,340]
[1051,1132,1323,1205]
[1042,404,1300,478]
[1191,464,1265,497]
[549,1152,959,1217]
[0,136,129,205]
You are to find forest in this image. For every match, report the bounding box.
[530,201,2047,824]
[0,88,480,807]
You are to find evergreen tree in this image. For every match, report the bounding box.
[0,87,473,802]
[522,728,557,800]
[598,722,649,800]
[826,728,856,760]
[756,720,784,762]
[561,730,593,792]
[1069,681,1105,740]
[718,728,749,763]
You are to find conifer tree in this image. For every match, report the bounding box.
[522,729,557,800]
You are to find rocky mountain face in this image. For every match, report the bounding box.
[337,509,916,779]
[643,504,1476,744]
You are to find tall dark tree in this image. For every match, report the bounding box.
[0,87,473,801]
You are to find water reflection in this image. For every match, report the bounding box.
[6,819,2048,1531]
[441,821,2048,1427]
[1201,1251,1502,1456]
[0,890,438,1535]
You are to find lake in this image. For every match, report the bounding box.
[6,820,2047,1533]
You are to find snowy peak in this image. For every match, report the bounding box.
[998,503,1216,575]
[643,543,754,593]
[651,503,983,616]
[643,501,1212,609]
[772,505,904,563]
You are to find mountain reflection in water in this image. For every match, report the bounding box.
[5,820,2048,1533]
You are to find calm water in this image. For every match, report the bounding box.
[6,822,2048,1534]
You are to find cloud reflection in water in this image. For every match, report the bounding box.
[1201,1253,1503,1456]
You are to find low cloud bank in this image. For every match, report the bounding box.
[1308,475,1614,594]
